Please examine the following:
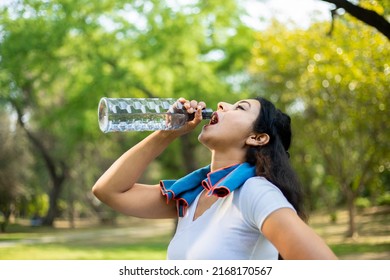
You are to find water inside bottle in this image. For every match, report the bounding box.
[107,112,187,132]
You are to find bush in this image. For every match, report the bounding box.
[355,197,371,209]
[377,192,390,206]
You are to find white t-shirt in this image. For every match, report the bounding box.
[167,176,295,260]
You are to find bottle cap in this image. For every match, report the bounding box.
[201,108,213,119]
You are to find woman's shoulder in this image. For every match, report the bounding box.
[241,176,281,193]
[235,176,295,229]
[237,176,290,206]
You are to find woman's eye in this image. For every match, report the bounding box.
[237,105,245,110]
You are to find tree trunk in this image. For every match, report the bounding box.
[345,185,357,238]
[0,210,11,233]
[67,182,75,229]
[42,176,66,226]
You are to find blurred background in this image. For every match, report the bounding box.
[0,0,389,259]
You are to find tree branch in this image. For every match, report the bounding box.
[321,0,390,40]
[327,8,338,36]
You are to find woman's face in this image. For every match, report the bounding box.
[198,99,261,150]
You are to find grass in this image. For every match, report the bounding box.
[331,243,390,256]
[1,206,389,260]
[0,241,170,260]
[0,218,173,260]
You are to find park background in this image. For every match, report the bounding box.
[0,0,389,259]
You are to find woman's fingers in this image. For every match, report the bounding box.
[174,98,206,117]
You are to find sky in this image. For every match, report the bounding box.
[1,0,335,26]
[243,0,334,29]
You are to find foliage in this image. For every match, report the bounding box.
[250,16,389,235]
[377,192,390,206]
[355,197,371,209]
[318,0,390,40]
[0,0,255,225]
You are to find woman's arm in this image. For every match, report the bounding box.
[262,208,338,259]
[92,99,205,219]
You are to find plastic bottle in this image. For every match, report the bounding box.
[98,97,213,132]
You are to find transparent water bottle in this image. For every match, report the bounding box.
[98,97,213,132]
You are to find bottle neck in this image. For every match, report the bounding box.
[186,108,213,121]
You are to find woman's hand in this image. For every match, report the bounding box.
[170,97,206,136]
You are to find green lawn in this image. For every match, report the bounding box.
[0,219,173,260]
[331,243,390,257]
[1,207,389,260]
[0,241,169,260]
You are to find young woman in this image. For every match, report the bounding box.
[92,97,337,260]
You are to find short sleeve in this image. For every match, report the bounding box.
[239,177,295,233]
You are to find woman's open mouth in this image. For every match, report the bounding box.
[209,112,219,125]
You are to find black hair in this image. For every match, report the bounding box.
[245,97,307,222]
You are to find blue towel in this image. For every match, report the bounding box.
[160,162,256,217]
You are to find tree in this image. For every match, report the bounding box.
[250,19,389,237]
[0,0,254,226]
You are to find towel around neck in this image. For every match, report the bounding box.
[160,162,256,217]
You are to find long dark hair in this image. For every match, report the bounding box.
[245,97,307,222]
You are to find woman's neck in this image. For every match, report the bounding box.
[210,150,245,172]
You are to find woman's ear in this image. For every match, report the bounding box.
[245,133,270,147]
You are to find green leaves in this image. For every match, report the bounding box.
[250,17,389,221]
[0,0,255,223]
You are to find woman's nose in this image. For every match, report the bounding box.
[217,102,232,111]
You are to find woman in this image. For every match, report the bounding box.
[92,97,337,260]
